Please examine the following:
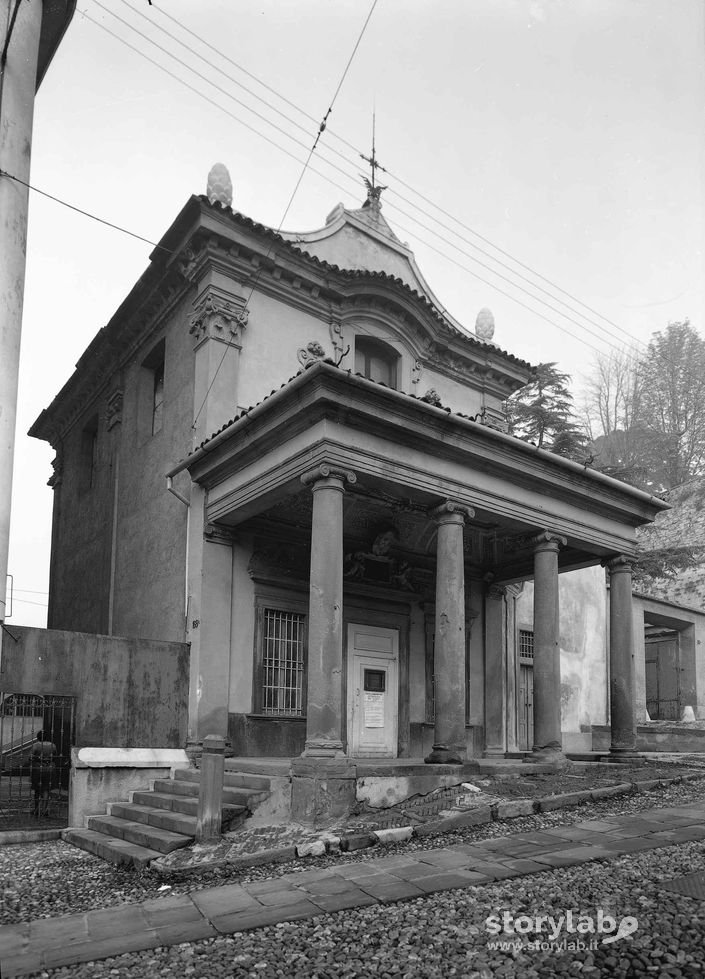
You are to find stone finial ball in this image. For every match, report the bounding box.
[475,307,495,340]
[206,163,233,207]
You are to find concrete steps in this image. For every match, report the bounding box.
[63,768,271,868]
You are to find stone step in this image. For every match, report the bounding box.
[87,814,192,854]
[108,802,198,837]
[132,789,246,822]
[153,777,267,808]
[175,767,271,792]
[63,828,162,869]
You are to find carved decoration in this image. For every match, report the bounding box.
[297,340,327,369]
[48,451,63,489]
[329,320,345,361]
[411,359,422,387]
[420,388,442,406]
[532,530,567,551]
[189,290,248,346]
[344,526,417,591]
[204,523,236,545]
[106,389,123,430]
[431,500,476,522]
[603,554,634,575]
[301,464,357,488]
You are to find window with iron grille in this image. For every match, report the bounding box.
[519,628,534,659]
[260,607,306,716]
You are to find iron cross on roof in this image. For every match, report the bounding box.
[360,113,387,207]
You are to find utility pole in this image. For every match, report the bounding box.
[0,0,75,637]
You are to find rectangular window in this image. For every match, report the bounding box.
[260,608,306,716]
[140,338,166,438]
[152,360,165,435]
[519,628,534,660]
[80,416,98,491]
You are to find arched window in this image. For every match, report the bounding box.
[354,336,399,389]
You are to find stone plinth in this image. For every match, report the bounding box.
[290,758,357,826]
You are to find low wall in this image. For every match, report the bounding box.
[593,723,705,753]
[0,626,189,748]
[70,747,190,826]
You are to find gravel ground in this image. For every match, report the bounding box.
[21,827,705,977]
[3,776,705,928]
[0,776,704,979]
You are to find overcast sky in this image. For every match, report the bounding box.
[7,0,704,626]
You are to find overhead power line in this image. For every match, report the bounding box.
[191,0,379,429]
[90,0,645,355]
[143,1,645,351]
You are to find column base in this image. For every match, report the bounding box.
[608,747,644,765]
[424,745,466,765]
[291,757,357,826]
[528,746,567,766]
[301,739,346,759]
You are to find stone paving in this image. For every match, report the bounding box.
[2,801,705,978]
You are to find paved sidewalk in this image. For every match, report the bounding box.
[2,803,705,977]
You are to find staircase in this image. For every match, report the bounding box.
[64,768,271,868]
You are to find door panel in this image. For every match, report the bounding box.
[347,624,398,757]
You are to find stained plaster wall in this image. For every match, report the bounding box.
[48,297,194,643]
[516,565,608,746]
[0,627,189,748]
[235,289,493,420]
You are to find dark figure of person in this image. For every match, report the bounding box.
[30,730,57,818]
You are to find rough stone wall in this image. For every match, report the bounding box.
[637,478,705,610]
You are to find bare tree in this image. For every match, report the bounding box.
[583,322,705,490]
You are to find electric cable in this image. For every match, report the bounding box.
[95,0,645,353]
[140,1,646,350]
[190,0,379,430]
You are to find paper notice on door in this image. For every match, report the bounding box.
[364,691,385,728]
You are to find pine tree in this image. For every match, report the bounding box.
[505,362,588,460]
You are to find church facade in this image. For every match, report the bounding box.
[30,173,667,774]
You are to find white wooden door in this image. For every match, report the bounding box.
[347,623,399,757]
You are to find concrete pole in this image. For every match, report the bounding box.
[0,0,44,625]
[606,555,638,757]
[531,531,566,760]
[425,501,473,765]
[300,464,355,757]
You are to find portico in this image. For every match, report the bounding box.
[166,358,665,818]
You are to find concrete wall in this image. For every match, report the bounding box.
[0,626,189,748]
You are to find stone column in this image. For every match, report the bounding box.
[483,584,507,757]
[606,555,638,757]
[531,531,566,760]
[186,494,234,747]
[300,464,356,757]
[425,501,474,765]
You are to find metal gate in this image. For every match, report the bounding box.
[0,693,75,829]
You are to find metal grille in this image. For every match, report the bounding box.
[0,692,75,828]
[519,628,534,659]
[262,608,305,716]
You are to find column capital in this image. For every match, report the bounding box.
[603,554,634,575]
[532,530,567,553]
[300,463,357,489]
[431,500,475,524]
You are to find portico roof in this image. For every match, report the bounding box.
[167,361,668,579]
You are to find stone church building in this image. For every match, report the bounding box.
[30,170,667,780]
